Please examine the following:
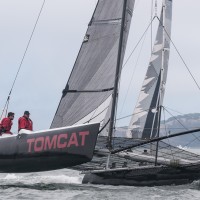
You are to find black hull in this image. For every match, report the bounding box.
[0,123,100,173]
[82,164,200,186]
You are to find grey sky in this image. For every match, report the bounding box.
[0,0,200,133]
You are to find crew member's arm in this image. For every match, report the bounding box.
[2,119,10,132]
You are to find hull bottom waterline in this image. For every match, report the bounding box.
[0,154,90,173]
[82,164,200,186]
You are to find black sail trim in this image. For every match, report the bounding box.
[93,18,122,25]
[63,87,114,94]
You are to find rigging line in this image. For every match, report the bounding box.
[1,0,46,116]
[170,134,200,158]
[9,0,46,95]
[159,134,200,161]
[107,0,128,150]
[163,106,184,115]
[116,107,154,121]
[86,94,110,123]
[67,96,110,127]
[112,127,200,154]
[98,119,110,134]
[122,16,156,69]
[164,107,200,143]
[164,107,200,150]
[154,0,158,17]
[118,25,148,116]
[0,99,9,120]
[167,34,200,91]
[164,108,188,130]
[4,101,9,118]
[134,0,142,11]
[151,0,154,52]
[163,107,175,160]
[116,17,156,123]
[87,106,106,123]
[156,17,200,91]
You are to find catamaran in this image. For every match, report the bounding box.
[1,0,200,186]
[51,0,200,186]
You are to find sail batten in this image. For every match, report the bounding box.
[92,18,122,25]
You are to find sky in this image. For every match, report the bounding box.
[0,0,200,133]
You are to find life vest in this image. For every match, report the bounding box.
[0,122,3,134]
[0,118,13,134]
[18,116,33,132]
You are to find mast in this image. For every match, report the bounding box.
[155,0,172,165]
[154,105,162,165]
[107,0,128,150]
[155,0,166,165]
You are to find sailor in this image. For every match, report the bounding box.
[122,161,128,168]
[139,149,149,166]
[0,112,15,135]
[18,111,33,132]
[142,149,149,155]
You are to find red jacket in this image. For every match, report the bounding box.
[18,116,33,132]
[0,117,13,134]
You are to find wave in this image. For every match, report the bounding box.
[0,170,84,190]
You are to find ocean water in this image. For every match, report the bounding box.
[0,168,200,200]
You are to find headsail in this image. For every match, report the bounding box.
[127,0,172,139]
[51,0,135,135]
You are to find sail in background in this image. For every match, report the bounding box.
[51,0,135,135]
[127,0,172,139]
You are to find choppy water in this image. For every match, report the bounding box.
[0,169,200,200]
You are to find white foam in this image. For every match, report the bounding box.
[35,174,84,184]
[1,173,84,185]
[3,174,19,180]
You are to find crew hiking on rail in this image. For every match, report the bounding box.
[18,111,33,132]
[0,112,15,135]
